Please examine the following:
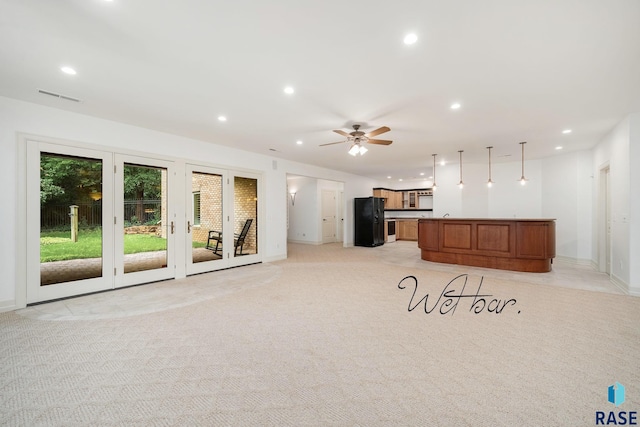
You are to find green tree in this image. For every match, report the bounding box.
[40,154,102,204]
[123,165,162,222]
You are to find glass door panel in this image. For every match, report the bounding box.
[233,176,258,258]
[27,142,114,304]
[122,163,167,274]
[115,155,175,288]
[185,165,227,275]
[40,153,104,285]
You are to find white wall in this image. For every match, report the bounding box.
[2,95,637,308]
[541,151,593,262]
[592,117,631,289]
[629,113,640,294]
[431,154,595,263]
[434,158,543,219]
[592,112,640,295]
[432,165,462,217]
[0,96,376,310]
[286,176,319,244]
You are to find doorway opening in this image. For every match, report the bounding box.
[598,165,611,275]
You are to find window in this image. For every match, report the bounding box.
[193,192,201,226]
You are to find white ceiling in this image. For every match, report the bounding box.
[2,0,640,183]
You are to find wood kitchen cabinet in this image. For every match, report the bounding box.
[397,219,418,241]
[405,191,418,209]
[390,191,402,209]
[373,189,403,209]
[418,218,556,272]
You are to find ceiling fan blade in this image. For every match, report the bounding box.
[333,129,350,137]
[365,126,390,138]
[367,139,393,145]
[319,140,347,146]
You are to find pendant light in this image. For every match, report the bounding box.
[487,146,494,188]
[458,150,464,189]
[431,154,438,191]
[519,141,527,185]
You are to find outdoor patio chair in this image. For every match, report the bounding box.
[206,218,253,256]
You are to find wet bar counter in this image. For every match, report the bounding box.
[418,218,556,272]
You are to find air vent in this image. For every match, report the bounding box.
[37,89,81,103]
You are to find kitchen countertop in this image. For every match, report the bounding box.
[418,218,556,221]
[385,217,424,220]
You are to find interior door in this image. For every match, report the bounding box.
[114,154,176,288]
[27,141,114,303]
[185,164,229,275]
[337,191,344,243]
[605,167,611,275]
[321,189,337,243]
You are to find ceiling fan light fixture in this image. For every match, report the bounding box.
[348,144,360,156]
[359,145,368,155]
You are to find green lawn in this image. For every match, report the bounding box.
[40,229,169,263]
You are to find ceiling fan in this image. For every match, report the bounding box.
[320,124,392,156]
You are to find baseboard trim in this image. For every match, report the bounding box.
[611,274,630,295]
[263,254,287,263]
[555,256,595,267]
[0,299,16,313]
[287,239,322,245]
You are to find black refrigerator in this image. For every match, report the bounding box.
[354,197,385,247]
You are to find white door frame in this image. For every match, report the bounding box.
[227,171,262,268]
[598,164,611,275]
[19,136,264,306]
[321,189,337,244]
[26,140,115,303]
[185,164,231,275]
[114,154,177,288]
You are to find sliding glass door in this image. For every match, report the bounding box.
[27,143,176,303]
[26,139,261,304]
[27,142,114,303]
[114,155,176,288]
[185,164,227,275]
[231,174,259,262]
[185,167,261,274]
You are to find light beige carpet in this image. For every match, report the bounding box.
[1,243,639,426]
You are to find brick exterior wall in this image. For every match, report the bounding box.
[233,177,257,253]
[191,172,223,244]
[190,174,257,255]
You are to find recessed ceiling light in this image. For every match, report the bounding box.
[403,33,418,45]
[60,66,76,75]
[217,115,227,122]
[450,103,461,110]
[440,160,446,166]
[387,176,392,179]
[556,146,563,150]
[399,178,403,182]
[429,176,433,179]
[296,140,303,145]
[562,129,572,134]
[284,86,294,95]
[420,172,425,176]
